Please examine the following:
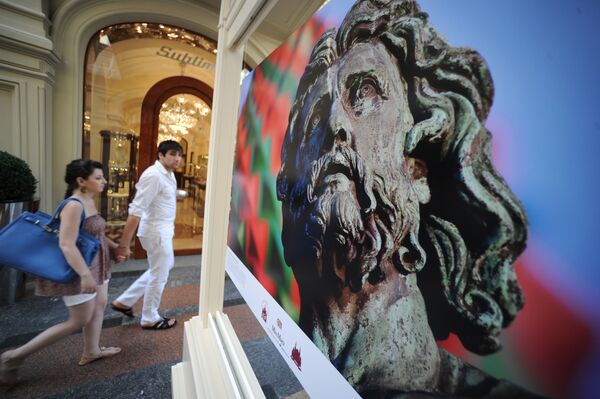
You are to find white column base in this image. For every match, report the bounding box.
[172,311,265,399]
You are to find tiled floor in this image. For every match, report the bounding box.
[0,261,306,398]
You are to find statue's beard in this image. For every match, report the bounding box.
[288,145,423,294]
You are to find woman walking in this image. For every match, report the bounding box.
[0,159,121,386]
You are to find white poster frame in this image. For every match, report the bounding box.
[225,247,360,398]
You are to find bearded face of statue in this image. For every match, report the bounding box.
[283,40,439,391]
[289,41,431,295]
[277,2,529,395]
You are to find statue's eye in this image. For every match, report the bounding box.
[349,76,384,116]
[309,113,321,131]
[302,96,329,143]
[358,79,378,99]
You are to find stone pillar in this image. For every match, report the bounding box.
[0,0,57,303]
[0,0,58,213]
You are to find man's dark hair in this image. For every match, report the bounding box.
[157,140,183,158]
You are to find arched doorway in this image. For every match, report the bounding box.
[80,23,218,258]
[135,76,213,258]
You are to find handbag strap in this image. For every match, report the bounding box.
[47,197,87,230]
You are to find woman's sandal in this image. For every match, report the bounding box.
[111,302,135,318]
[0,350,23,387]
[78,346,122,366]
[141,317,177,330]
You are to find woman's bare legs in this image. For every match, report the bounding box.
[80,281,121,363]
[0,299,94,385]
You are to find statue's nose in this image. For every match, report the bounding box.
[328,99,352,145]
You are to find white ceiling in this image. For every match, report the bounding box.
[191,0,326,46]
[49,0,326,65]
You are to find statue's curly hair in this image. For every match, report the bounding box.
[277,0,527,355]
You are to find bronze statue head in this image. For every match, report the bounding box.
[277,0,527,392]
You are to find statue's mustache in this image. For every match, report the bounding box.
[295,145,401,291]
[306,145,377,213]
[284,140,427,293]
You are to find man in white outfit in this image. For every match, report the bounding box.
[111,140,182,329]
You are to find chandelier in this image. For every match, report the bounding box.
[159,95,210,140]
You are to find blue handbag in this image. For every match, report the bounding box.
[0,198,100,283]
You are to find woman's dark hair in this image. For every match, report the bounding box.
[64,159,104,198]
[157,140,183,158]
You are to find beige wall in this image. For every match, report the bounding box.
[0,0,56,211]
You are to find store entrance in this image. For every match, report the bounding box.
[135,76,213,258]
[82,23,218,259]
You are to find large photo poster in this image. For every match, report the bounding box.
[227,0,600,398]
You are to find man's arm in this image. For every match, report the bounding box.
[114,214,141,261]
[115,168,159,261]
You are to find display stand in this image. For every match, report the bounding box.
[99,130,139,242]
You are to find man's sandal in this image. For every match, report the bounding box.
[142,317,177,330]
[111,303,135,318]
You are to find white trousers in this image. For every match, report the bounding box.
[116,235,174,325]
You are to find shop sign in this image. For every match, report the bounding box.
[156,45,215,70]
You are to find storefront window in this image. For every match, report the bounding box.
[83,23,216,253]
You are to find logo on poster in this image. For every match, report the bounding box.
[271,324,285,347]
[261,301,268,322]
[291,344,302,371]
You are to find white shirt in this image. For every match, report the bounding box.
[129,160,177,238]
